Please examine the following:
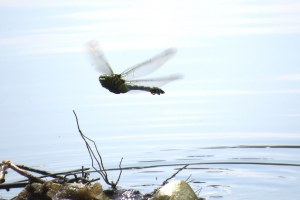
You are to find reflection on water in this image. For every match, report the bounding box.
[2,145,300,200]
[114,145,300,200]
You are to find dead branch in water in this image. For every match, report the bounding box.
[1,161,46,184]
[162,164,189,186]
[15,167,90,184]
[73,110,123,189]
[0,161,92,191]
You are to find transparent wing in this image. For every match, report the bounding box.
[121,48,177,80]
[86,40,114,75]
[125,74,183,87]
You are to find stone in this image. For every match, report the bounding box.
[12,182,110,200]
[151,180,198,200]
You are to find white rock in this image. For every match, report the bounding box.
[151,180,198,200]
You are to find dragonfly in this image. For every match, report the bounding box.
[86,40,182,95]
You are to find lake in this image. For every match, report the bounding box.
[1,0,300,199]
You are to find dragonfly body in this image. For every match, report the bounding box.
[87,40,181,95]
[99,74,165,95]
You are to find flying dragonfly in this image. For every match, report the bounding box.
[86,40,182,95]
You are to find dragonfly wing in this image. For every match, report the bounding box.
[125,74,183,87]
[121,48,177,80]
[86,40,114,75]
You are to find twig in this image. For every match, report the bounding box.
[73,110,123,189]
[17,167,90,183]
[73,110,107,179]
[115,157,123,186]
[162,164,189,186]
[195,187,202,196]
[85,178,100,185]
[1,160,45,184]
[0,163,9,183]
[185,174,192,182]
[16,165,64,179]
[187,179,195,183]
[82,166,85,178]
[0,182,28,190]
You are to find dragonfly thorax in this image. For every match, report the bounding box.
[98,74,128,94]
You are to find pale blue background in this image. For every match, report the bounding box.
[1,0,300,199]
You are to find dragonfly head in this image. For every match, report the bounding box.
[99,74,114,86]
[99,74,108,81]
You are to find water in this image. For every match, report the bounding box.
[1,63,300,200]
[1,123,300,199]
[1,0,300,199]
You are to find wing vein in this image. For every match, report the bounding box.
[121,48,177,80]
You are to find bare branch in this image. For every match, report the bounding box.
[16,165,64,179]
[195,187,202,196]
[162,164,189,186]
[115,157,123,186]
[73,110,122,189]
[185,174,192,182]
[1,160,45,184]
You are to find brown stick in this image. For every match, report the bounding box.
[0,162,9,183]
[2,160,46,184]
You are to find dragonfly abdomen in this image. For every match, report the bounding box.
[126,84,165,95]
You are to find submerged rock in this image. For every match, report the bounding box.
[12,182,110,200]
[151,180,199,200]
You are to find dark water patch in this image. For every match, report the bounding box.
[207,185,223,188]
[136,171,164,173]
[160,149,182,151]
[187,155,214,157]
[130,184,160,187]
[200,145,300,149]
[191,181,206,184]
[207,171,224,173]
[138,160,166,163]
[187,167,230,170]
[229,157,272,160]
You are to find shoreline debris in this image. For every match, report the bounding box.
[0,110,204,199]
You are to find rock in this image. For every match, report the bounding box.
[12,182,110,200]
[151,180,199,200]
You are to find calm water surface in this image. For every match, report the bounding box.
[1,1,300,199]
[1,106,300,200]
